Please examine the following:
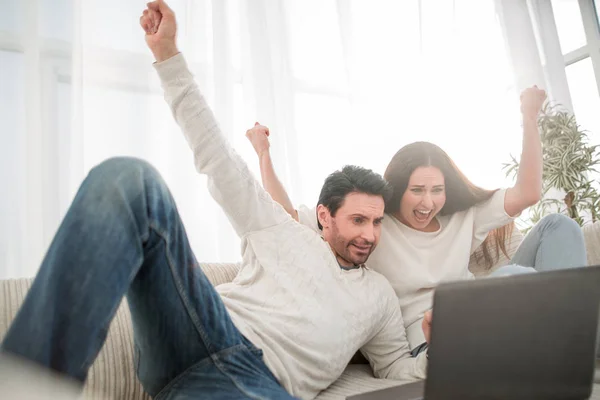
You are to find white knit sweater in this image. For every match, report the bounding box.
[154,53,427,400]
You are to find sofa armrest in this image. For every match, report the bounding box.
[200,262,241,286]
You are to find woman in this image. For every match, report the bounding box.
[245,86,587,352]
[367,139,586,351]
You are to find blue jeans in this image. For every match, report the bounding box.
[0,157,295,400]
[491,213,587,277]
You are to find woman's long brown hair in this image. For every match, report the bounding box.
[383,141,513,270]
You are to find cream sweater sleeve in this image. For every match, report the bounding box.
[471,188,516,252]
[360,288,428,381]
[154,54,291,237]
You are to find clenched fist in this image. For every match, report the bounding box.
[139,0,179,63]
[246,122,271,157]
[520,85,547,118]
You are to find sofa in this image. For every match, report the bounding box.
[2,221,600,399]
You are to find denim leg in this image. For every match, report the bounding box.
[1,157,292,398]
[156,337,297,400]
[510,214,587,271]
[489,264,537,277]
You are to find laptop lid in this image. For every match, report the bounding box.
[425,266,600,400]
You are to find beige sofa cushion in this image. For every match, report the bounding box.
[315,365,412,399]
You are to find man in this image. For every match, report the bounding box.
[0,1,428,399]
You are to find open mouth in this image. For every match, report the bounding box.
[413,209,432,222]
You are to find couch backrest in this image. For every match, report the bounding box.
[584,222,600,266]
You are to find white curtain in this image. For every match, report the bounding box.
[0,0,524,279]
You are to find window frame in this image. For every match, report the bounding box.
[532,0,600,111]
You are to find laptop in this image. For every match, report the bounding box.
[348,266,600,400]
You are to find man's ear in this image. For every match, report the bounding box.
[317,204,330,229]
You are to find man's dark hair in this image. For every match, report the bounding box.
[316,165,393,230]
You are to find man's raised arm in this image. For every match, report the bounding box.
[141,0,290,237]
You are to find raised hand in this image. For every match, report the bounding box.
[520,85,547,118]
[139,0,179,62]
[246,122,271,157]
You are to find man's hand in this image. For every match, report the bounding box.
[520,85,547,119]
[246,122,271,158]
[422,310,432,344]
[139,0,179,62]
